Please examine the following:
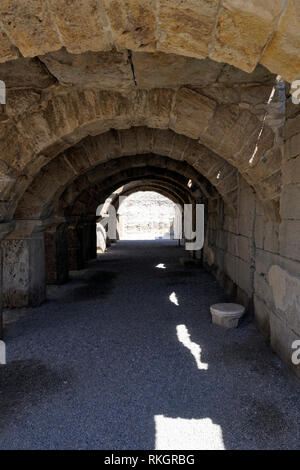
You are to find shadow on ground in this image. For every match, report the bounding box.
[1,241,299,450]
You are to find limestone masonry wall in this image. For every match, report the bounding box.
[204,99,300,376]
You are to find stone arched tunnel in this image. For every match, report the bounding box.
[0,0,299,450]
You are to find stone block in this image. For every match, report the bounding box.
[224,215,239,234]
[210,303,245,328]
[268,265,300,334]
[2,235,46,307]
[170,88,216,139]
[227,232,238,257]
[254,215,265,249]
[237,235,251,263]
[49,0,110,53]
[133,53,223,89]
[254,271,274,311]
[0,29,19,63]
[40,49,133,92]
[236,257,253,295]
[285,133,300,160]
[103,0,157,52]
[238,214,254,239]
[279,220,300,262]
[158,0,219,58]
[285,114,300,140]
[211,0,284,72]
[224,252,237,283]
[261,0,300,82]
[282,155,300,185]
[0,0,62,57]
[280,184,300,220]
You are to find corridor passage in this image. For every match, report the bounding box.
[0,241,299,450]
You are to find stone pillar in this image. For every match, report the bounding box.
[96,219,107,253]
[116,214,120,240]
[0,222,16,334]
[45,223,69,284]
[108,200,119,243]
[67,220,85,271]
[106,235,112,248]
[77,218,96,261]
[86,218,97,260]
[2,233,46,307]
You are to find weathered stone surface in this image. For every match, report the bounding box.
[236,257,253,295]
[158,0,219,58]
[133,53,223,88]
[269,265,300,331]
[40,49,133,91]
[262,0,300,83]
[0,57,55,89]
[254,294,270,340]
[282,155,300,185]
[0,29,19,63]
[279,220,300,262]
[0,0,62,57]
[2,235,46,307]
[48,0,111,54]
[223,215,238,234]
[5,89,42,118]
[211,0,284,72]
[264,221,279,254]
[103,0,157,52]
[285,133,300,160]
[0,1,298,81]
[0,77,282,219]
[142,89,175,129]
[218,63,274,85]
[285,114,300,141]
[237,235,251,263]
[170,88,216,139]
[254,271,274,310]
[224,252,237,283]
[280,184,300,220]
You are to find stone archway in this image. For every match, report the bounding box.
[0,3,298,378]
[0,1,299,81]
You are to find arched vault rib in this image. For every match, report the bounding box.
[15,152,232,223]
[69,179,191,218]
[111,183,188,208]
[0,1,298,81]
[0,85,282,223]
[59,160,213,218]
[79,183,188,221]
[65,175,197,218]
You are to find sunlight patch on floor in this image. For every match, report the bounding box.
[0,340,6,365]
[155,415,225,450]
[169,291,179,306]
[156,263,166,269]
[176,324,208,370]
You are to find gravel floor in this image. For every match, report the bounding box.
[0,240,299,450]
